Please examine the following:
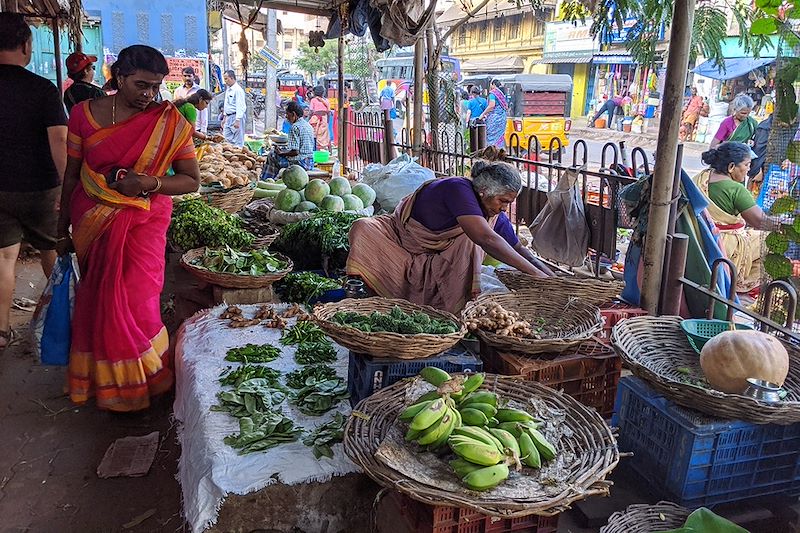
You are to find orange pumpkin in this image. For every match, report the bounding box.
[699,330,789,394]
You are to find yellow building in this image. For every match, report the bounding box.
[436,0,556,75]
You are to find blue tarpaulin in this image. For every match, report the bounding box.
[692,57,775,80]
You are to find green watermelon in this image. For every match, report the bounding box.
[282,165,309,191]
[305,179,330,205]
[275,189,302,212]
[328,176,351,197]
[295,201,318,213]
[351,183,376,207]
[342,194,364,211]
[320,195,345,212]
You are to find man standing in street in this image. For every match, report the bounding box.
[222,69,246,147]
[0,13,66,349]
[175,66,208,135]
[63,52,104,114]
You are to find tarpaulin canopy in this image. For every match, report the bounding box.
[460,56,525,73]
[692,57,775,81]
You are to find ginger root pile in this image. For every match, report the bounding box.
[465,302,532,337]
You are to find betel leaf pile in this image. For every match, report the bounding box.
[169,199,254,250]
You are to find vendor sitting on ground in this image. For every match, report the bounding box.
[262,101,315,180]
[347,153,554,313]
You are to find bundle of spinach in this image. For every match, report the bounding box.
[211,378,286,417]
[286,365,337,389]
[219,364,282,388]
[225,343,281,363]
[169,199,254,250]
[290,378,349,416]
[275,271,342,304]
[303,412,346,459]
[331,306,459,335]
[280,321,328,346]
[294,341,337,365]
[192,245,288,276]
[224,411,303,455]
[273,212,363,271]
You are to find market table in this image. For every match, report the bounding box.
[174,305,376,532]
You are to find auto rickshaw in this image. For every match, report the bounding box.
[460,73,573,154]
[318,73,372,111]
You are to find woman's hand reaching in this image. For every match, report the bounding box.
[108,169,150,197]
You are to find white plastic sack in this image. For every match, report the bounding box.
[362,154,434,213]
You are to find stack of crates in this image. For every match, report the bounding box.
[348,343,483,407]
[614,376,800,507]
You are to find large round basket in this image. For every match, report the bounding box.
[199,183,255,213]
[599,501,691,533]
[612,315,800,424]
[312,297,466,359]
[462,291,602,356]
[343,374,619,517]
[180,247,293,289]
[496,270,624,307]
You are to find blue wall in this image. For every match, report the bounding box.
[82,0,208,56]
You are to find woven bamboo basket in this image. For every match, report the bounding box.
[199,183,255,213]
[599,501,691,533]
[462,291,602,356]
[612,316,800,424]
[343,374,619,517]
[180,247,292,289]
[251,232,280,249]
[312,297,466,359]
[496,270,624,307]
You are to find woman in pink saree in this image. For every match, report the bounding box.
[308,85,331,152]
[57,45,200,412]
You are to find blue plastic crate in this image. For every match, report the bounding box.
[348,343,483,407]
[613,376,800,508]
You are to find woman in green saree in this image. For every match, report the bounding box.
[710,94,757,149]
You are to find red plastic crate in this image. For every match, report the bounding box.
[390,491,559,533]
[480,340,621,419]
[595,307,648,344]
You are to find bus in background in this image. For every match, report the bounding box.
[375,53,461,105]
[278,72,305,100]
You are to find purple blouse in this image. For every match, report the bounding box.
[410,177,519,246]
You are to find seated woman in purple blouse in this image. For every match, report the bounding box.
[347,158,553,313]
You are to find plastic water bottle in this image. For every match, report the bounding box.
[332,160,341,179]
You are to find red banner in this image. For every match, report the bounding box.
[165,58,206,83]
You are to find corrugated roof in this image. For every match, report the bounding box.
[1,0,72,18]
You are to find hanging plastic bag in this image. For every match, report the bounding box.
[31,254,78,365]
[528,170,590,267]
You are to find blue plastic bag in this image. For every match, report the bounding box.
[31,255,78,365]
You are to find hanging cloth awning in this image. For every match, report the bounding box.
[692,57,776,81]
[533,54,594,65]
[461,56,525,73]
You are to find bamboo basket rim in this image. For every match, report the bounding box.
[611,315,800,424]
[495,269,624,307]
[462,291,602,356]
[199,182,255,213]
[343,374,619,517]
[312,297,466,359]
[599,501,691,533]
[180,247,292,289]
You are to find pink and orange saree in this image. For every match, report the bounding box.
[66,101,194,411]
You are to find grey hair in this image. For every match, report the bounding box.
[471,160,522,197]
[731,94,754,113]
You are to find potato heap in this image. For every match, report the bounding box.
[465,302,532,337]
[199,143,267,188]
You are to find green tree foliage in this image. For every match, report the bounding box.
[295,41,337,79]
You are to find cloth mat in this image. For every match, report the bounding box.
[174,305,359,532]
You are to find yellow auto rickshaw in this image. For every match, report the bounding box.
[460,73,573,154]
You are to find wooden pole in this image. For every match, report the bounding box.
[639,0,695,314]
[412,37,424,157]
[337,35,347,169]
[51,18,63,93]
[661,233,688,316]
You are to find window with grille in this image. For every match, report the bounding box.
[509,15,521,39]
[493,18,503,41]
[458,26,466,46]
[478,21,488,42]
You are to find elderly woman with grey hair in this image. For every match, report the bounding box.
[347,157,553,313]
[710,94,757,149]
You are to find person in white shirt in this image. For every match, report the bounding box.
[174,66,208,135]
[221,69,246,147]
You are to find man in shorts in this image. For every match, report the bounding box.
[0,14,67,348]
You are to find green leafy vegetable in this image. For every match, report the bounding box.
[280,321,328,345]
[275,271,342,304]
[211,378,287,417]
[765,253,793,280]
[192,245,288,276]
[225,344,282,363]
[303,412,346,459]
[766,231,790,255]
[286,365,337,389]
[331,306,459,335]
[273,211,363,270]
[290,378,349,416]
[294,341,337,365]
[224,411,303,455]
[219,364,282,388]
[169,199,254,250]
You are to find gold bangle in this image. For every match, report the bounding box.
[149,177,163,194]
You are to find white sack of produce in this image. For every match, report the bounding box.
[362,154,435,213]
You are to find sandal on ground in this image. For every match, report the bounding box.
[0,329,18,351]
[12,297,36,312]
